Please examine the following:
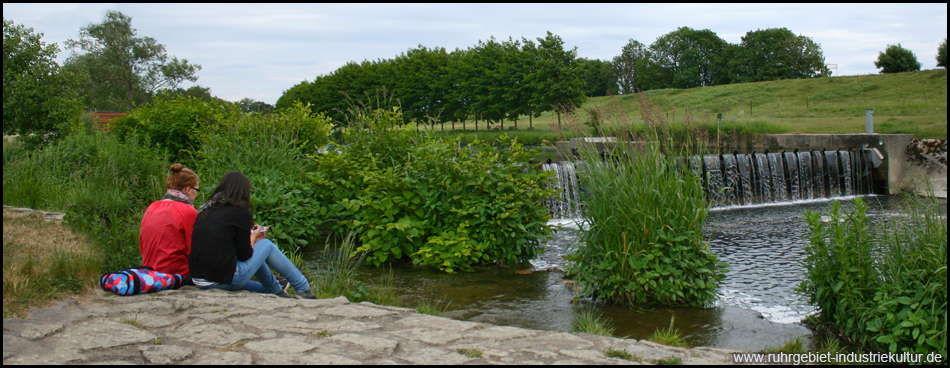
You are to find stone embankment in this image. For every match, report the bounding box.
[3,288,746,365]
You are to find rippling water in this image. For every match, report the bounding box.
[302,195,946,351]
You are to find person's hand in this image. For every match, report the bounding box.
[250,225,262,248]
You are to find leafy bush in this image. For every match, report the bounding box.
[111,95,238,162]
[311,108,555,272]
[800,197,946,357]
[3,131,167,271]
[194,103,332,250]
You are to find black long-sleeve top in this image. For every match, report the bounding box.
[188,204,254,284]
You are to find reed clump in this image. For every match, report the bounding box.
[563,92,727,307]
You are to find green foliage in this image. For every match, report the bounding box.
[3,18,84,146]
[874,44,922,74]
[3,131,168,271]
[800,197,947,357]
[310,107,555,273]
[647,27,729,89]
[111,95,237,163]
[578,57,618,97]
[564,95,726,307]
[937,38,947,68]
[278,32,586,130]
[64,10,201,111]
[612,39,650,94]
[729,27,830,83]
[194,101,332,250]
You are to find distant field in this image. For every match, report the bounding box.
[428,69,947,143]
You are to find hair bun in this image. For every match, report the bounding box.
[170,163,183,173]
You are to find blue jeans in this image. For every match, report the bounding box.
[205,239,310,294]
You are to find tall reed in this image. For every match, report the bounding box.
[564,92,726,307]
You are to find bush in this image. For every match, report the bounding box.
[194,103,332,251]
[800,197,947,356]
[3,131,168,271]
[311,107,555,273]
[111,95,238,163]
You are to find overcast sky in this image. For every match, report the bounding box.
[4,3,947,105]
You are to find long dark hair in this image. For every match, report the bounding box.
[208,171,252,209]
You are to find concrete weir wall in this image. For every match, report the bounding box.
[739,134,915,195]
[555,134,916,195]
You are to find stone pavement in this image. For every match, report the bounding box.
[3,287,747,365]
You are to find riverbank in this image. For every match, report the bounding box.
[3,287,745,365]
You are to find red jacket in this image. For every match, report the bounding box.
[140,200,198,277]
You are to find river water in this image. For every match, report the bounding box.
[302,195,945,352]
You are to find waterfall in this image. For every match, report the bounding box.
[542,161,583,218]
[541,149,878,215]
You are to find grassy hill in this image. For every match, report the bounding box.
[429,69,947,143]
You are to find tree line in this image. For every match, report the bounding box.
[278,31,587,130]
[278,26,838,127]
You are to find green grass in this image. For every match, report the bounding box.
[649,316,691,348]
[569,307,616,336]
[422,69,947,141]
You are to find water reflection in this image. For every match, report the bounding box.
[301,195,946,351]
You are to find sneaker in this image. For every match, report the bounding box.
[274,277,291,298]
[295,288,317,299]
[275,289,293,298]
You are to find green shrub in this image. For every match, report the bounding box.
[800,196,947,357]
[112,95,238,163]
[311,108,555,273]
[194,103,332,250]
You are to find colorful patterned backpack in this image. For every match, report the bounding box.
[100,266,183,296]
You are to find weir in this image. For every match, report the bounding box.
[543,149,877,216]
[546,134,914,215]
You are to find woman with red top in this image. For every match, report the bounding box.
[139,164,199,282]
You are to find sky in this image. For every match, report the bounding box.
[4,3,947,106]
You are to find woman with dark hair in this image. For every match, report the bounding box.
[188,171,316,298]
[140,163,199,282]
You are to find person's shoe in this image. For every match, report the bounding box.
[295,288,317,299]
[278,277,290,293]
[275,289,293,298]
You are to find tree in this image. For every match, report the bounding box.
[937,38,947,68]
[3,18,83,144]
[237,98,274,114]
[874,44,921,73]
[578,58,617,97]
[612,39,649,94]
[156,85,214,102]
[527,31,586,129]
[65,10,201,111]
[729,28,830,83]
[648,27,729,89]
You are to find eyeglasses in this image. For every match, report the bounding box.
[191,187,201,192]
